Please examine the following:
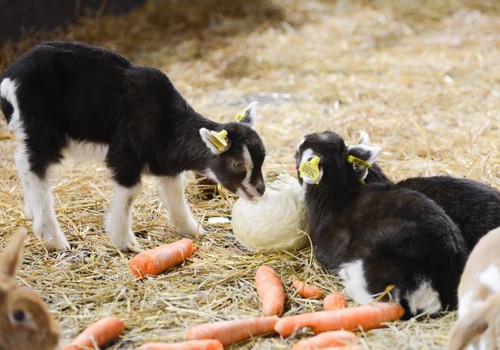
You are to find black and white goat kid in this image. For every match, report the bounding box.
[0,41,266,251]
[295,131,468,318]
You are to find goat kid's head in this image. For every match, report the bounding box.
[199,102,266,201]
[295,130,381,188]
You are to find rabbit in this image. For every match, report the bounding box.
[0,228,61,350]
[448,226,500,350]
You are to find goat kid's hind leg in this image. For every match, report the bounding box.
[105,181,142,251]
[14,145,70,251]
[158,174,205,238]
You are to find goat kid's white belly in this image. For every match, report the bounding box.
[61,139,109,162]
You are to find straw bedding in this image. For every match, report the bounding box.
[0,0,498,348]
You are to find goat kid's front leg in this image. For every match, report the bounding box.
[105,182,142,251]
[158,174,205,238]
[15,147,70,251]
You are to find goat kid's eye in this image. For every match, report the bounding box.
[233,162,245,169]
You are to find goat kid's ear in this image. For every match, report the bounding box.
[357,130,370,145]
[0,228,26,278]
[235,101,257,128]
[346,144,381,181]
[199,128,231,155]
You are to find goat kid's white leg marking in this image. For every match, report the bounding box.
[15,140,34,219]
[338,260,373,304]
[158,174,205,237]
[61,139,109,162]
[299,148,323,189]
[14,146,69,250]
[405,280,442,315]
[105,182,142,250]
[479,264,500,293]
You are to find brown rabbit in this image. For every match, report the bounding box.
[0,229,60,350]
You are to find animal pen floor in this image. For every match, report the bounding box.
[0,0,499,349]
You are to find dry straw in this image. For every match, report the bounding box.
[0,0,499,349]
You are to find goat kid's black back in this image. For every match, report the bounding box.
[2,41,215,182]
[296,131,468,318]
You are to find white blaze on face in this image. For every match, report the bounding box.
[236,145,258,200]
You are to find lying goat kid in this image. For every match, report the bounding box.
[354,131,500,251]
[295,131,468,317]
[0,41,266,251]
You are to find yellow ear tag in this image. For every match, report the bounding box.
[235,108,248,122]
[209,130,228,151]
[346,155,372,169]
[347,155,372,185]
[299,156,321,184]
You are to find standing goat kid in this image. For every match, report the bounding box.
[0,41,266,251]
[295,131,468,318]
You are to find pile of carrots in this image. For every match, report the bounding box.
[176,264,404,349]
[67,242,404,349]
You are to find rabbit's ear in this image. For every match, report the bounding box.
[0,228,27,278]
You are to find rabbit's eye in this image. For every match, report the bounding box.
[12,310,26,322]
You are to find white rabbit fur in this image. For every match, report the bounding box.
[448,226,500,350]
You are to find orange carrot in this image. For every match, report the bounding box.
[130,238,195,279]
[323,292,348,311]
[274,302,405,337]
[293,279,323,299]
[186,316,279,346]
[64,316,125,350]
[139,339,223,350]
[291,330,358,350]
[255,265,286,316]
[310,347,361,350]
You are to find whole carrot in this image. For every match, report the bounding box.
[293,279,323,299]
[291,330,358,350]
[139,339,223,350]
[255,265,285,316]
[275,302,404,337]
[129,238,195,279]
[186,316,279,346]
[323,292,348,311]
[63,316,125,350]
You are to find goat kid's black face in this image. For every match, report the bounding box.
[295,131,381,187]
[200,103,266,201]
